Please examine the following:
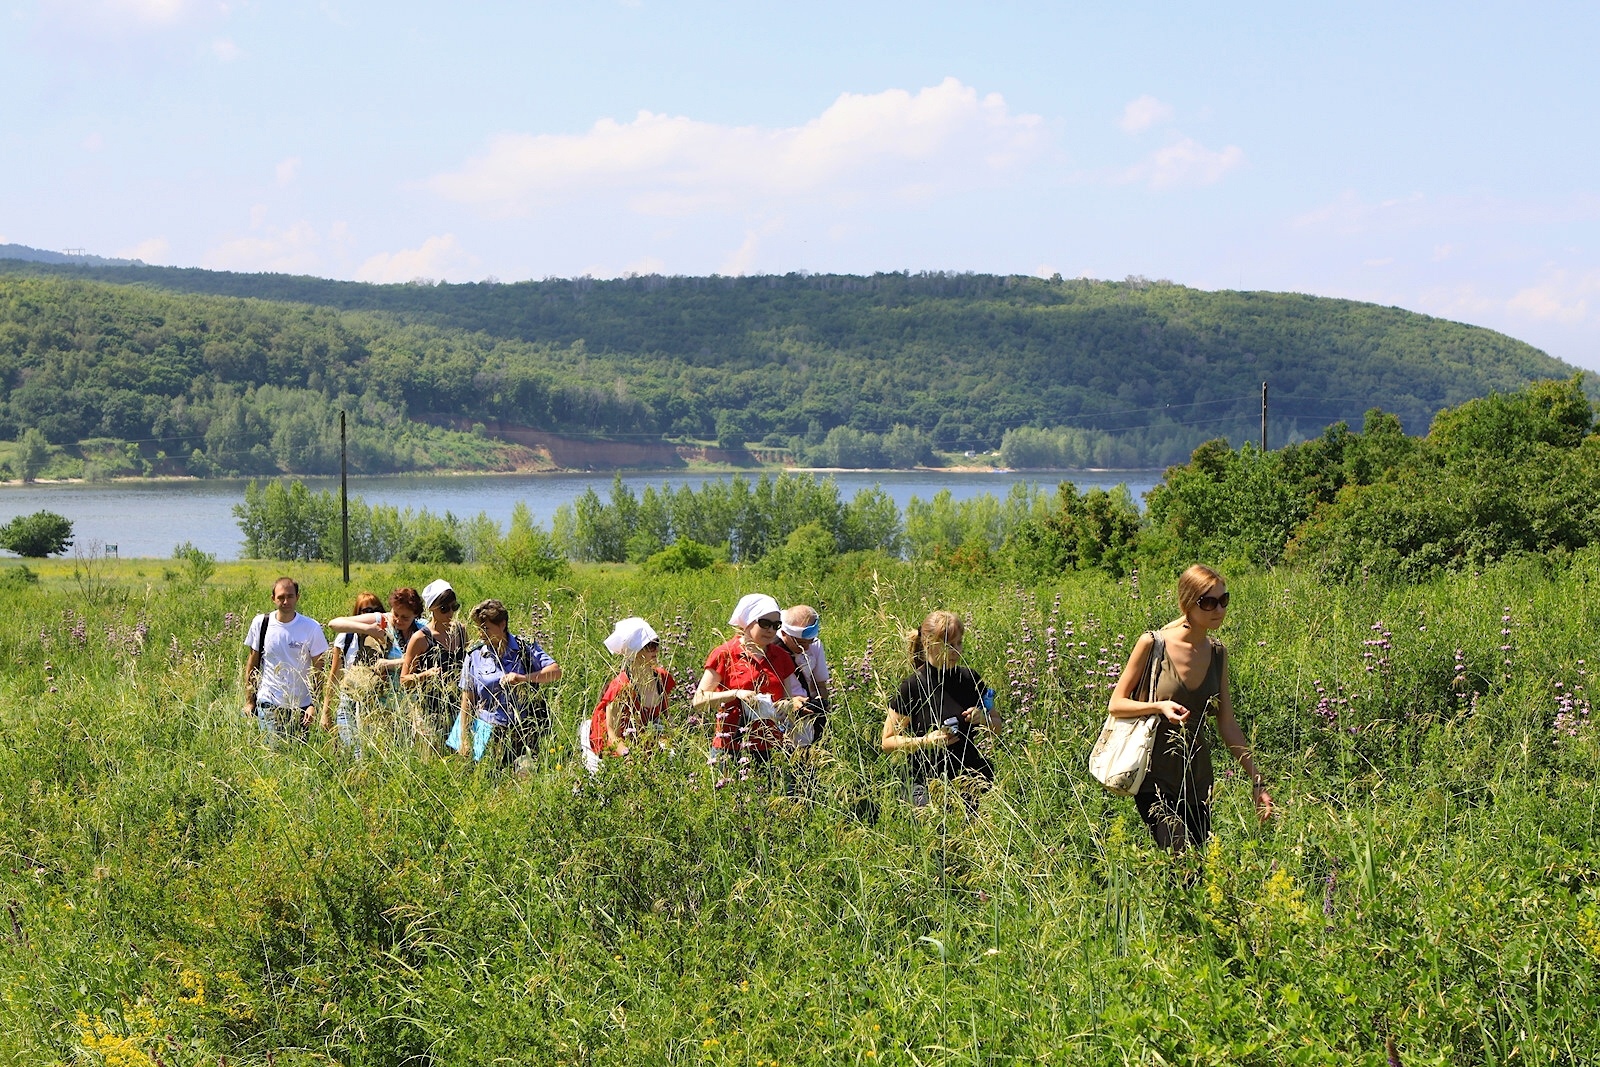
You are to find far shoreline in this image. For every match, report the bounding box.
[0,464,1161,489]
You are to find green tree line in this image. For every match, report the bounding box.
[232,374,1600,583]
[1,264,1584,474]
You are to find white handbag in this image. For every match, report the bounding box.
[1088,631,1164,796]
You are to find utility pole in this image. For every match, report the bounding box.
[340,410,350,585]
[1261,381,1269,452]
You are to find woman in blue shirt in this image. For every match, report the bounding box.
[454,598,562,771]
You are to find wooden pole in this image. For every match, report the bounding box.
[1260,381,1268,452]
[340,410,350,585]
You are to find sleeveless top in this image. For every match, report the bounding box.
[414,622,467,729]
[1142,637,1223,800]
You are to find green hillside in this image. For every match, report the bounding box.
[0,261,1582,476]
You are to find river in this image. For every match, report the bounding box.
[0,469,1161,560]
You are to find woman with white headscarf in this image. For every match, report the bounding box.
[400,579,467,752]
[588,617,676,761]
[692,593,806,763]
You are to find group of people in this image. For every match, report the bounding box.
[241,563,1271,851]
[242,577,561,771]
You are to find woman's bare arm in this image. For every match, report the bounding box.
[1107,631,1190,723]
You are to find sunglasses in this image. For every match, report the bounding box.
[433,601,458,614]
[1197,592,1230,611]
[755,618,782,631]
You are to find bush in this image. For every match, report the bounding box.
[1003,483,1141,578]
[0,564,38,588]
[398,529,467,565]
[758,521,838,581]
[171,541,217,585]
[642,538,722,575]
[0,510,73,557]
[494,526,568,581]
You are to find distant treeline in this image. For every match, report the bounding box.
[0,262,1583,475]
[234,374,1600,582]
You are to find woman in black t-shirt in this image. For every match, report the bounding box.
[881,610,1003,807]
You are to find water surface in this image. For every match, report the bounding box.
[0,469,1160,559]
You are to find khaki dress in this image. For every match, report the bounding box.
[1135,636,1223,850]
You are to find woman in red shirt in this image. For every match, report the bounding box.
[590,617,675,759]
[692,593,806,762]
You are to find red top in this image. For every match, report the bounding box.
[703,637,796,752]
[589,666,676,756]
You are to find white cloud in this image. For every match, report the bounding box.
[1293,191,1600,235]
[112,0,194,22]
[1414,282,1499,321]
[1119,95,1174,134]
[275,156,301,187]
[429,78,1044,218]
[1506,269,1600,325]
[117,236,170,263]
[355,234,477,284]
[40,0,214,28]
[33,0,232,62]
[203,220,323,274]
[1121,137,1243,189]
[622,256,665,276]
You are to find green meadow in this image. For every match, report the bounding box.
[1,551,1597,1065]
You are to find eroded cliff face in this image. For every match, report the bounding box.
[429,418,768,471]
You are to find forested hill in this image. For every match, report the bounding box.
[0,259,1582,475]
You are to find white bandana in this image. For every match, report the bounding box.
[603,617,659,656]
[728,593,781,628]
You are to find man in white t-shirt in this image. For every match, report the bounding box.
[779,604,832,748]
[243,576,329,741]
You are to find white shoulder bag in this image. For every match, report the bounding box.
[1088,631,1164,797]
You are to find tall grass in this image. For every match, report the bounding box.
[1,551,1597,1065]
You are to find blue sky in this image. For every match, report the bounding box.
[4,1,1598,370]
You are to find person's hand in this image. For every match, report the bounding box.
[300,706,315,728]
[319,710,334,732]
[778,697,807,715]
[614,741,631,758]
[921,725,956,749]
[502,672,526,687]
[1253,785,1275,821]
[1154,699,1190,724]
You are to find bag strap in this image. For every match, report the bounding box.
[1138,630,1165,703]
[254,612,271,652]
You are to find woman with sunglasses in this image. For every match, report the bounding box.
[326,586,427,742]
[589,617,675,762]
[693,593,806,763]
[1107,564,1273,852]
[400,579,467,752]
[321,590,385,749]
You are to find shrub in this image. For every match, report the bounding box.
[171,541,217,585]
[642,538,721,575]
[0,510,73,557]
[398,529,466,564]
[0,564,37,588]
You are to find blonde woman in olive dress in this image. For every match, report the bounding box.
[1106,565,1273,851]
